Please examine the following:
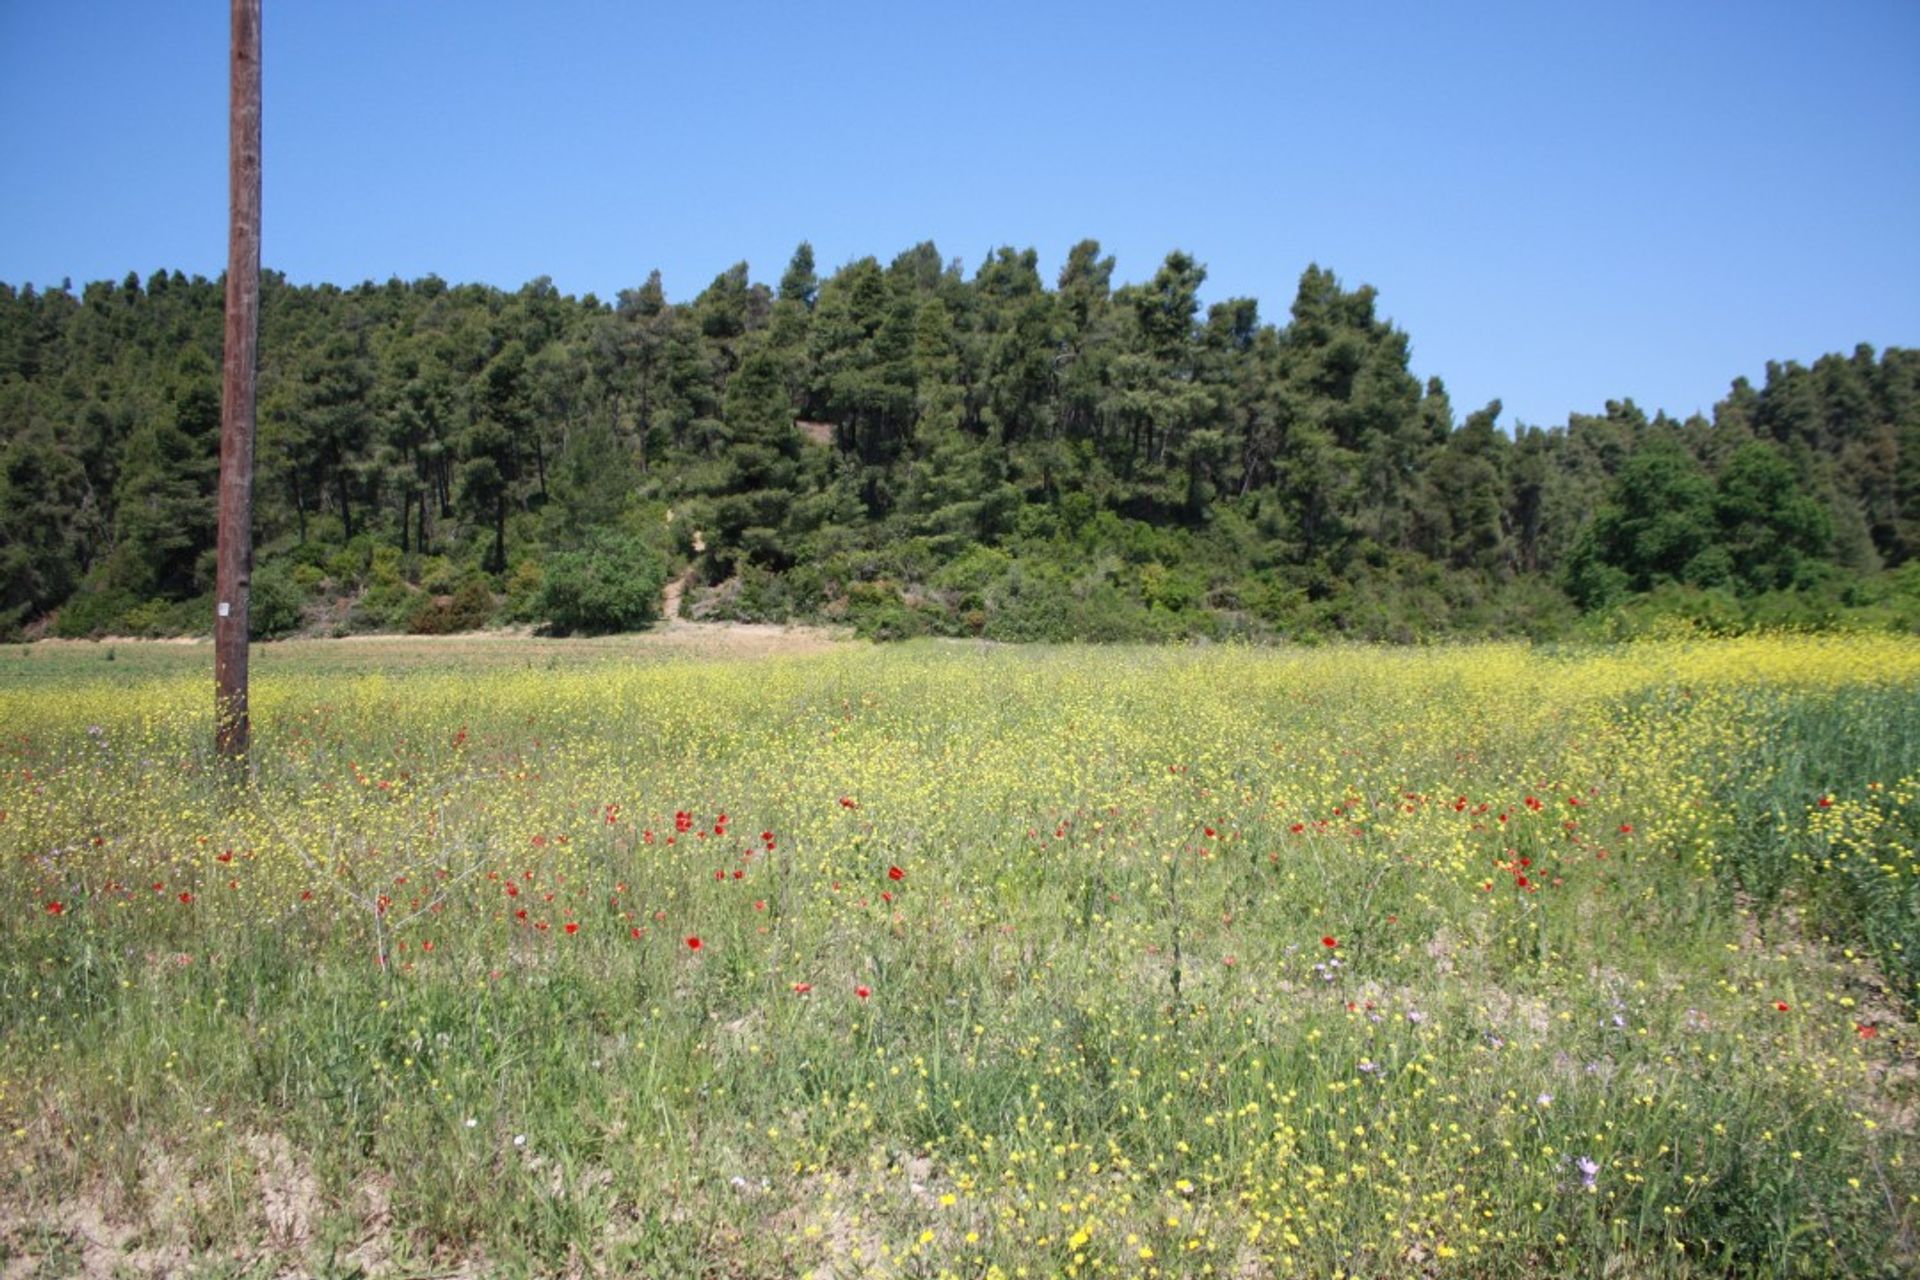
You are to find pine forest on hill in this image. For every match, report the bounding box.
[2,242,1918,644]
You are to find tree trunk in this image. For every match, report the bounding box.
[335,466,353,540]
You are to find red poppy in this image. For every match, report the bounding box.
[686,936,702,951]
[44,900,64,915]
[178,891,193,904]
[1774,1001,1790,1012]
[630,926,643,939]
[792,982,813,995]
[855,984,871,999]
[1857,1023,1878,1038]
[1817,795,1833,809]
[1321,935,1337,948]
[563,922,579,935]
[888,865,904,881]
[839,796,859,809]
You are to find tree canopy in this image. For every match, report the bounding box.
[2,251,1917,643]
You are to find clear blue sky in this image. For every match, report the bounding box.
[2,1,1916,428]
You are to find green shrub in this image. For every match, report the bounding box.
[53,586,139,639]
[119,596,191,638]
[500,559,545,623]
[725,565,797,623]
[418,555,459,595]
[324,539,373,590]
[355,578,420,631]
[249,563,306,639]
[534,532,667,635]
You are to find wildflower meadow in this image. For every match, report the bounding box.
[2,634,1918,1278]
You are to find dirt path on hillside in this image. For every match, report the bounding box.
[661,567,692,624]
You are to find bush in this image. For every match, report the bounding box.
[249,563,306,639]
[53,586,139,638]
[119,595,205,638]
[712,565,796,623]
[418,555,460,595]
[500,559,545,623]
[534,532,667,635]
[407,578,496,635]
[324,539,373,590]
[842,580,935,640]
[355,578,420,631]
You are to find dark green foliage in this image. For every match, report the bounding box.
[1712,442,1832,592]
[248,562,306,639]
[51,586,142,639]
[0,256,1914,642]
[0,425,94,634]
[533,531,666,635]
[1563,443,1720,604]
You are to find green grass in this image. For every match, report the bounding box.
[2,635,1918,1277]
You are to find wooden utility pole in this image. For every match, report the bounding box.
[214,0,261,764]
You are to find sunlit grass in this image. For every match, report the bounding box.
[3,635,1918,1276]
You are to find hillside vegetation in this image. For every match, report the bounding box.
[3,247,1918,642]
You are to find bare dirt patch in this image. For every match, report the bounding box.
[247,1131,320,1252]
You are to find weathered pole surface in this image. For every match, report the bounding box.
[214,0,261,764]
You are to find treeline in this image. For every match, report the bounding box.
[2,244,1918,643]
